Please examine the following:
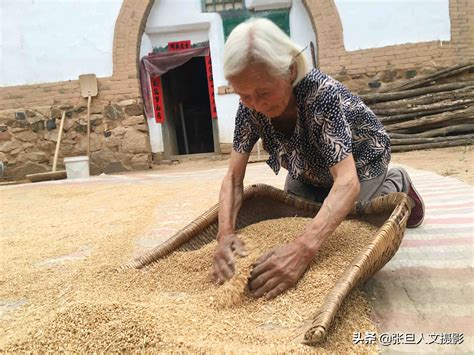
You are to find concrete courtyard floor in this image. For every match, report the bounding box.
[1,146,473,353]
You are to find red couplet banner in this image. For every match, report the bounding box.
[151,76,165,123]
[205,55,217,119]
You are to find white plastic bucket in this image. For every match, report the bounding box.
[64,156,90,179]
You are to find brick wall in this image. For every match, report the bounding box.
[0,0,155,180]
[0,0,472,179]
[0,0,154,111]
[1,0,471,111]
[304,0,473,77]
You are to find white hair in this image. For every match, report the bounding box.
[223,18,309,87]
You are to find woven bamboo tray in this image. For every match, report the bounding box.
[123,183,411,345]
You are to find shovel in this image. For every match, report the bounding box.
[79,74,98,158]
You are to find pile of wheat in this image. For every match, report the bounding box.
[5,217,378,353]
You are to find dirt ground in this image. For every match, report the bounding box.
[150,145,474,185]
[0,145,472,352]
[390,146,473,185]
[2,145,472,187]
[0,151,379,353]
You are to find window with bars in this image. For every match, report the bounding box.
[201,0,290,41]
[221,9,290,40]
[203,0,244,12]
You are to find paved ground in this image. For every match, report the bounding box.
[363,168,473,354]
[1,149,473,353]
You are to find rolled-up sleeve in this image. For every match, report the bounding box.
[232,103,260,154]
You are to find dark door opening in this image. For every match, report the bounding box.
[161,57,215,155]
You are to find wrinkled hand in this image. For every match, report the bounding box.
[249,241,313,299]
[212,233,247,284]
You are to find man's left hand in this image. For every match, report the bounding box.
[248,240,314,299]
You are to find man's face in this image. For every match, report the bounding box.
[229,63,294,119]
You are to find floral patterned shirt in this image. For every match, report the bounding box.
[232,69,391,188]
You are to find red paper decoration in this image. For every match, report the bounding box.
[151,76,165,123]
[168,40,191,52]
[205,55,217,119]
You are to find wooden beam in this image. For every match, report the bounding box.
[391,138,473,152]
[388,124,474,139]
[360,81,474,104]
[391,134,474,145]
[378,99,474,124]
[368,86,473,111]
[384,106,474,132]
[379,63,473,93]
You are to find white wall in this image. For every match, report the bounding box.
[140,33,165,153]
[0,0,123,87]
[290,0,318,68]
[141,0,239,153]
[245,0,292,11]
[335,0,451,51]
[141,0,317,153]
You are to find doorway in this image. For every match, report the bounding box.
[161,57,215,157]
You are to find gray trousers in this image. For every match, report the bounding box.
[284,167,411,203]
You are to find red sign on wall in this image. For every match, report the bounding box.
[151,76,165,123]
[205,55,217,119]
[168,40,191,52]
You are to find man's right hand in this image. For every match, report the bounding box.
[212,233,247,284]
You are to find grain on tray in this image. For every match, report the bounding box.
[4,217,378,354]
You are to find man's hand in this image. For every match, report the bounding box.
[212,234,247,284]
[248,240,314,299]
